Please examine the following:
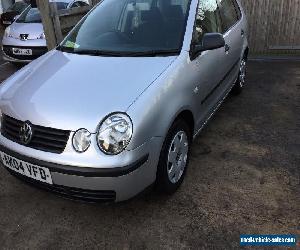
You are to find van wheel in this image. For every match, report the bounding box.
[232,57,247,95]
[156,119,192,194]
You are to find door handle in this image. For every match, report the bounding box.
[225,44,230,53]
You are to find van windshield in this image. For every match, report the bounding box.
[60,0,191,56]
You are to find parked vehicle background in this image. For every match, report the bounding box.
[0,1,28,27]
[1,0,89,64]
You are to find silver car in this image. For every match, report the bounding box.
[0,0,248,202]
[2,0,89,64]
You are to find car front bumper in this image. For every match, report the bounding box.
[0,135,163,202]
[2,45,48,63]
[2,37,47,63]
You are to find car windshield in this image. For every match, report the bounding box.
[7,2,28,12]
[16,7,41,23]
[16,3,69,23]
[60,0,191,56]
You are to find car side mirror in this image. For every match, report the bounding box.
[193,33,225,55]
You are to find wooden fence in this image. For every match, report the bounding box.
[38,0,300,56]
[36,0,99,49]
[240,0,300,55]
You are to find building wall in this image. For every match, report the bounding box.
[240,0,300,55]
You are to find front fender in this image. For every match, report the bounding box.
[126,52,196,151]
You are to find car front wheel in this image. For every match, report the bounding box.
[156,119,192,194]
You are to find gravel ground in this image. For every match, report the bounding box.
[0,25,299,249]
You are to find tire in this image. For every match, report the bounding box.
[156,119,192,194]
[231,57,247,95]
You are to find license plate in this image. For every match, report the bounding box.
[3,21,11,25]
[12,48,32,55]
[0,152,53,184]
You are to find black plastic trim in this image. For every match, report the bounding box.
[7,169,116,202]
[0,144,149,177]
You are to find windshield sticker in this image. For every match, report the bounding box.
[64,41,80,49]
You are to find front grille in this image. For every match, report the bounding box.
[2,45,48,60]
[7,169,116,202]
[1,114,70,154]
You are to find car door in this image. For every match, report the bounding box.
[217,0,244,90]
[187,0,228,131]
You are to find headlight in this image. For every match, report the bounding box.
[97,113,133,155]
[38,32,45,39]
[4,27,11,38]
[72,128,91,153]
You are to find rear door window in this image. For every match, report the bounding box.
[217,0,239,33]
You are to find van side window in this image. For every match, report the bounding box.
[193,0,222,45]
[217,0,239,33]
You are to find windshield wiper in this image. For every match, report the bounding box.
[56,46,75,53]
[57,47,180,57]
[57,47,128,56]
[121,49,180,57]
[23,21,41,23]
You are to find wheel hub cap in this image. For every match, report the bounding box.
[167,131,189,184]
[239,59,247,87]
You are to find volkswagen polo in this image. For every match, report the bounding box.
[0,0,248,202]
